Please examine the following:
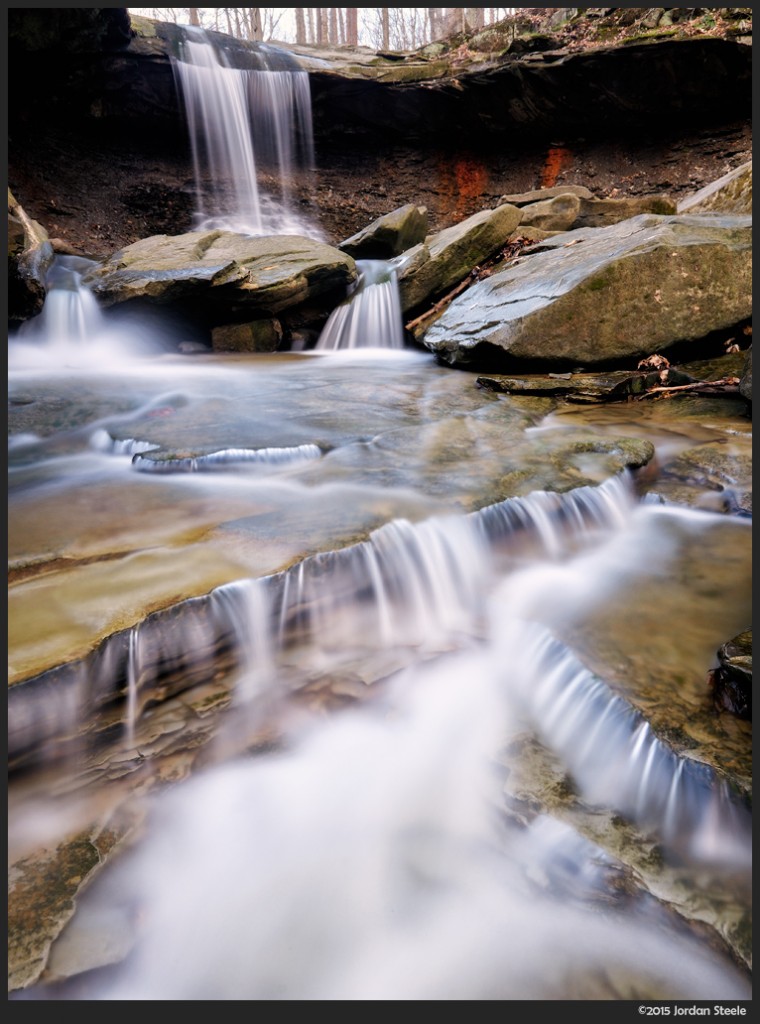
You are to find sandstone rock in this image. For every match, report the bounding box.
[500,185,594,205]
[422,213,752,369]
[519,193,581,232]
[576,195,677,227]
[677,160,752,215]
[83,231,357,318]
[212,319,282,353]
[397,203,522,313]
[8,189,53,323]
[339,203,429,259]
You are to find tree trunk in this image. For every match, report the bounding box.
[317,8,328,45]
[295,7,306,44]
[381,8,390,49]
[428,8,444,39]
[329,7,338,44]
[346,8,359,46]
[248,8,263,41]
[188,8,200,27]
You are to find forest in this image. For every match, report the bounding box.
[130,6,520,48]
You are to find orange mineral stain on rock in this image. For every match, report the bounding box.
[540,146,573,188]
[438,154,490,220]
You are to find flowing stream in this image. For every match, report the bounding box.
[7,21,751,1005]
[7,348,752,1001]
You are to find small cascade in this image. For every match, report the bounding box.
[315,260,406,351]
[8,453,752,999]
[131,443,322,474]
[502,623,752,871]
[125,627,142,749]
[173,28,317,237]
[9,255,163,370]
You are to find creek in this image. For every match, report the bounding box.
[7,25,752,1003]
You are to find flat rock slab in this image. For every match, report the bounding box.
[476,368,699,401]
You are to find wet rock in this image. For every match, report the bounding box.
[339,203,429,259]
[8,189,54,324]
[656,440,752,517]
[8,821,133,991]
[421,213,752,369]
[82,231,357,321]
[212,319,283,353]
[708,629,752,720]
[476,367,699,401]
[397,203,522,313]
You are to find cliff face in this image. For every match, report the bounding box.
[7,8,753,261]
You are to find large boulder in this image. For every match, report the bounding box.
[421,213,752,369]
[397,203,522,313]
[82,230,357,320]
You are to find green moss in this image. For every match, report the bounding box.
[586,274,611,292]
[650,198,677,214]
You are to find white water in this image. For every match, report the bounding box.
[29,471,745,1001]
[173,30,319,238]
[9,256,165,371]
[316,259,406,350]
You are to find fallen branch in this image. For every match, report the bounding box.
[405,276,473,332]
[405,236,541,334]
[636,376,741,400]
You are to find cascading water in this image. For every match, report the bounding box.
[315,259,406,351]
[8,255,164,370]
[6,28,752,999]
[8,449,751,1000]
[173,28,318,237]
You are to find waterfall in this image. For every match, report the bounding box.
[9,255,163,370]
[315,260,406,350]
[173,29,318,237]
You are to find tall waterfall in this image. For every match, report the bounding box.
[173,29,317,237]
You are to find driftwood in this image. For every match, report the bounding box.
[636,375,741,400]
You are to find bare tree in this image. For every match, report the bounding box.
[468,8,485,30]
[249,7,263,40]
[295,7,307,43]
[381,8,390,49]
[346,7,359,45]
